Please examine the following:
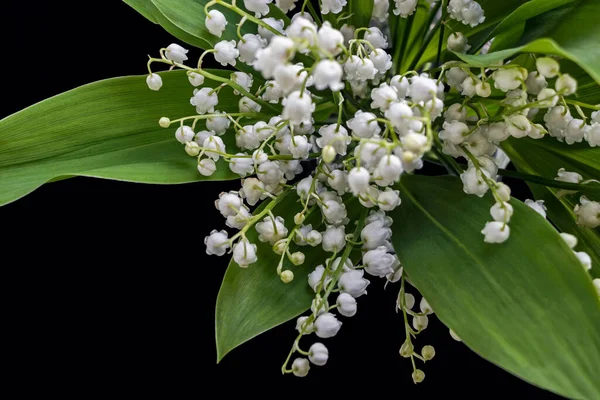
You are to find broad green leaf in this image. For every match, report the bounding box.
[392,175,600,399]
[503,137,600,278]
[0,70,245,207]
[349,0,374,31]
[413,0,527,70]
[215,194,363,361]
[476,0,575,50]
[455,1,600,84]
[124,0,211,50]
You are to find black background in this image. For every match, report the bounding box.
[1,2,560,397]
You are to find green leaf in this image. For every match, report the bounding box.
[0,70,243,207]
[126,0,290,74]
[455,1,600,84]
[215,194,363,361]
[349,0,374,30]
[392,175,600,399]
[503,137,600,278]
[124,0,211,50]
[476,0,575,50]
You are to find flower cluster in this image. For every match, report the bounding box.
[144,0,599,380]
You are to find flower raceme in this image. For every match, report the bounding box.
[143,0,600,381]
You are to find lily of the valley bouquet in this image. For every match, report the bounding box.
[1,0,599,397]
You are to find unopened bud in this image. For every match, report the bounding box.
[290,251,305,266]
[449,328,462,342]
[280,270,294,283]
[273,239,287,255]
[322,145,336,163]
[159,117,171,128]
[399,340,414,358]
[294,212,305,225]
[421,345,436,361]
[185,141,201,156]
[495,182,511,202]
[412,369,425,384]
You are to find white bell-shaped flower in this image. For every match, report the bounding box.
[198,158,216,176]
[370,49,393,73]
[215,191,242,217]
[322,199,347,225]
[390,75,410,98]
[373,0,390,20]
[321,0,347,14]
[364,27,388,49]
[214,40,239,66]
[447,32,470,53]
[317,22,344,56]
[525,199,547,218]
[240,178,266,206]
[492,68,524,92]
[347,111,381,138]
[232,72,254,95]
[439,120,469,145]
[282,90,315,126]
[257,161,284,185]
[166,43,188,64]
[585,123,600,147]
[146,74,163,91]
[536,57,560,78]
[338,270,370,298]
[481,221,510,243]
[525,71,547,95]
[377,188,401,211]
[322,225,346,253]
[175,126,195,144]
[232,238,258,267]
[313,60,344,91]
[361,220,392,250]
[371,83,399,111]
[205,10,227,37]
[314,312,342,338]
[229,154,255,177]
[191,87,219,114]
[410,75,438,103]
[205,230,230,256]
[206,112,230,135]
[363,246,396,277]
[394,0,418,17]
[460,167,490,197]
[243,0,271,17]
[203,135,226,161]
[226,206,252,230]
[490,202,513,223]
[258,17,285,40]
[317,124,351,156]
[275,0,298,12]
[309,343,329,366]
[237,33,267,65]
[574,197,600,228]
[336,293,357,317]
[348,167,371,195]
[575,251,592,271]
[308,265,330,292]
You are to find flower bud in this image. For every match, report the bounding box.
[322,145,337,163]
[412,315,429,331]
[412,369,425,384]
[185,141,201,157]
[309,343,329,366]
[292,358,310,377]
[495,182,511,202]
[280,270,294,283]
[336,293,357,317]
[290,251,305,266]
[159,117,171,128]
[421,345,436,361]
[273,239,287,255]
[399,340,414,358]
[146,74,163,91]
[306,230,323,247]
[294,213,305,225]
[556,73,577,96]
[198,158,216,176]
[537,57,560,78]
[475,81,491,97]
